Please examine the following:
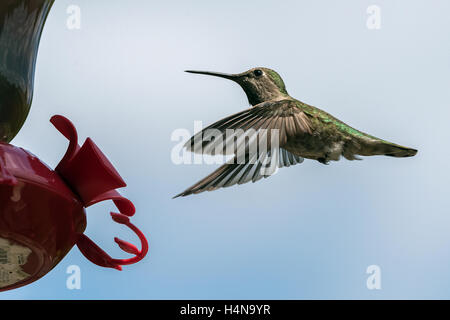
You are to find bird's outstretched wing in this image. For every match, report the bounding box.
[185,99,312,155]
[174,100,312,197]
[173,148,303,197]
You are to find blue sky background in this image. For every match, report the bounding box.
[2,0,450,299]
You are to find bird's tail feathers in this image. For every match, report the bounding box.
[363,140,418,158]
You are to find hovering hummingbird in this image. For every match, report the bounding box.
[174,67,417,198]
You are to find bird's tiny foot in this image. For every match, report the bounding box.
[317,157,329,165]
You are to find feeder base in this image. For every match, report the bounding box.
[0,236,42,290]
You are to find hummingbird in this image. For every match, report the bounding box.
[174,67,417,198]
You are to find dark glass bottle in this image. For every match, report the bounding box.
[0,0,54,142]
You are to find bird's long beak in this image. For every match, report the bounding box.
[185,70,238,81]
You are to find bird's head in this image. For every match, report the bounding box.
[185,67,290,106]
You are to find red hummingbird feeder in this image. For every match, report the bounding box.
[0,1,148,291]
[0,115,148,292]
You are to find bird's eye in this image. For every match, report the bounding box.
[253,69,263,77]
